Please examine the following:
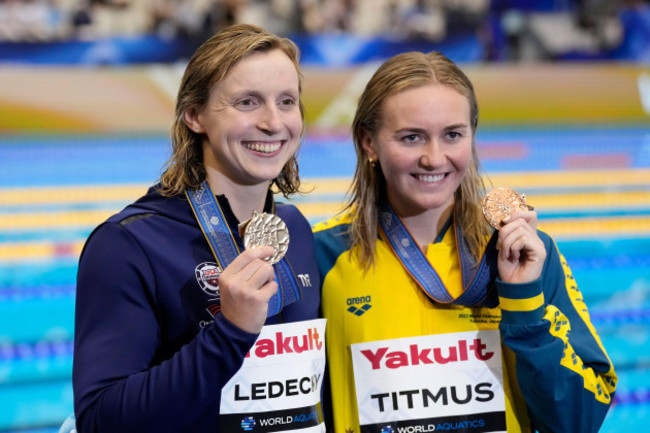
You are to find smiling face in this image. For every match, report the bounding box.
[362,83,474,218]
[185,48,302,189]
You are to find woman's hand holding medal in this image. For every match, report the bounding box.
[218,212,291,334]
[483,187,546,284]
[218,246,279,334]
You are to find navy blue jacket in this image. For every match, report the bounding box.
[73,186,321,432]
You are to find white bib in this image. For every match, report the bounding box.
[221,319,327,432]
[351,330,506,432]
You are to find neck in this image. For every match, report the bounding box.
[397,204,454,252]
[205,169,270,223]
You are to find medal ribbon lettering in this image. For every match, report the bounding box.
[186,181,302,317]
[378,200,498,306]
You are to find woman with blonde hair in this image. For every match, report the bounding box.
[314,51,616,432]
[73,24,324,432]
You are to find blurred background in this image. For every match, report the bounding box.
[0,0,649,431]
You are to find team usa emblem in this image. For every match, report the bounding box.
[195,262,222,298]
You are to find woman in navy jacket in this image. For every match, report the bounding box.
[72,24,322,432]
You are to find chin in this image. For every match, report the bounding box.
[251,168,285,183]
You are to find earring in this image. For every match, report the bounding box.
[368,157,376,167]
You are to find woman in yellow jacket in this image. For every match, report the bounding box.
[313,51,616,432]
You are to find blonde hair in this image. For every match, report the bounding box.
[159,24,304,197]
[347,51,491,269]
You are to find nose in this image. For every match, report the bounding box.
[419,141,445,168]
[257,104,283,134]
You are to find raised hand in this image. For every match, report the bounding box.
[496,209,546,284]
[217,246,278,333]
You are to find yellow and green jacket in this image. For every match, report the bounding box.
[313,212,616,433]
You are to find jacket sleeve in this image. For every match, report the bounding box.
[72,222,259,432]
[496,232,617,433]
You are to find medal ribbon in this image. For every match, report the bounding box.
[378,200,498,306]
[186,181,302,317]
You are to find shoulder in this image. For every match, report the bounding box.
[312,212,353,234]
[312,212,355,277]
[312,213,353,250]
[313,212,352,233]
[274,203,318,261]
[276,202,308,225]
[84,189,178,250]
[107,188,193,232]
[103,186,166,225]
[275,202,312,237]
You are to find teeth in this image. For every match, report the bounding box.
[416,173,445,183]
[245,142,282,153]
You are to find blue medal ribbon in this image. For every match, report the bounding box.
[378,200,498,307]
[186,181,302,317]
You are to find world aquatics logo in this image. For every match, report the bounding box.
[241,416,255,431]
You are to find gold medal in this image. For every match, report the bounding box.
[239,211,290,264]
[482,186,533,229]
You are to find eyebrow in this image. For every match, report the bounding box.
[229,89,299,100]
[394,123,469,135]
[394,127,427,135]
[443,123,469,131]
[230,89,263,99]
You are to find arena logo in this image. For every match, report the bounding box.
[347,295,372,316]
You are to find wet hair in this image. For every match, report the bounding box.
[347,51,491,269]
[159,24,304,197]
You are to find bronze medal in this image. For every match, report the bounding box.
[482,187,532,229]
[239,211,290,264]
